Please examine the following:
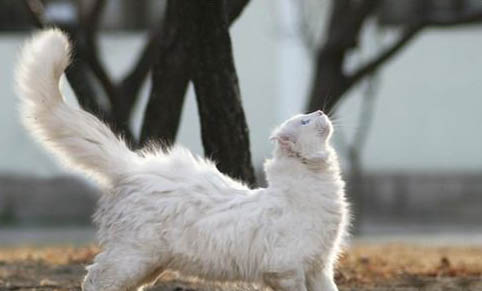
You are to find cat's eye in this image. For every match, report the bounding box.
[301,119,310,125]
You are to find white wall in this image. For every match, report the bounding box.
[338,27,482,172]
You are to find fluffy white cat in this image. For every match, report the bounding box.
[16,29,349,291]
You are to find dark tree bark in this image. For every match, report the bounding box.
[140,42,189,147]
[308,49,348,114]
[139,1,190,146]
[225,0,251,23]
[64,54,108,118]
[307,0,380,114]
[184,0,256,186]
[140,0,251,147]
[122,1,148,30]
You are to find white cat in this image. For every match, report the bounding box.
[16,29,349,291]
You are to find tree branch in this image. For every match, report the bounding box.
[83,43,117,103]
[78,0,117,104]
[75,0,136,142]
[23,0,45,27]
[64,61,110,119]
[425,11,482,27]
[351,0,381,29]
[347,25,423,87]
[22,0,108,119]
[118,7,173,126]
[325,0,380,51]
[120,21,165,110]
[85,0,107,29]
[338,5,482,92]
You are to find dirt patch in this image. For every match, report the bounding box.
[0,244,481,290]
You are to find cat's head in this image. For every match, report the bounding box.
[271,110,333,163]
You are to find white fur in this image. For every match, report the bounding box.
[16,29,138,187]
[16,29,349,291]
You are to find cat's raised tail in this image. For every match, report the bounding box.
[16,29,138,186]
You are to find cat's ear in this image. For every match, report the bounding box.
[270,132,296,153]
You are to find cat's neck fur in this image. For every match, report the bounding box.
[264,146,343,195]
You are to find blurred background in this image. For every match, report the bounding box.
[1,0,482,247]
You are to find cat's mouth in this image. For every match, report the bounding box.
[315,113,332,138]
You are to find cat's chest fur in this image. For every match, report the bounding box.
[265,157,348,260]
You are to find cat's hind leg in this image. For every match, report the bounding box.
[82,247,164,291]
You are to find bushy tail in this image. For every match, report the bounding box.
[16,29,138,187]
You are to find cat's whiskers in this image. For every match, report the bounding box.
[329,118,360,131]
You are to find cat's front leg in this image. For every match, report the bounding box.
[263,268,308,291]
[305,270,338,291]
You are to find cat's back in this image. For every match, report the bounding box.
[101,145,250,219]
[95,145,252,243]
[136,146,248,195]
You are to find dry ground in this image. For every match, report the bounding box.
[0,244,481,290]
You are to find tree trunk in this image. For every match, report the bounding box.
[139,1,190,147]
[306,0,380,114]
[140,0,251,147]
[187,0,256,186]
[307,49,348,114]
[140,43,189,146]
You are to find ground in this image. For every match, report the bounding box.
[0,244,481,291]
